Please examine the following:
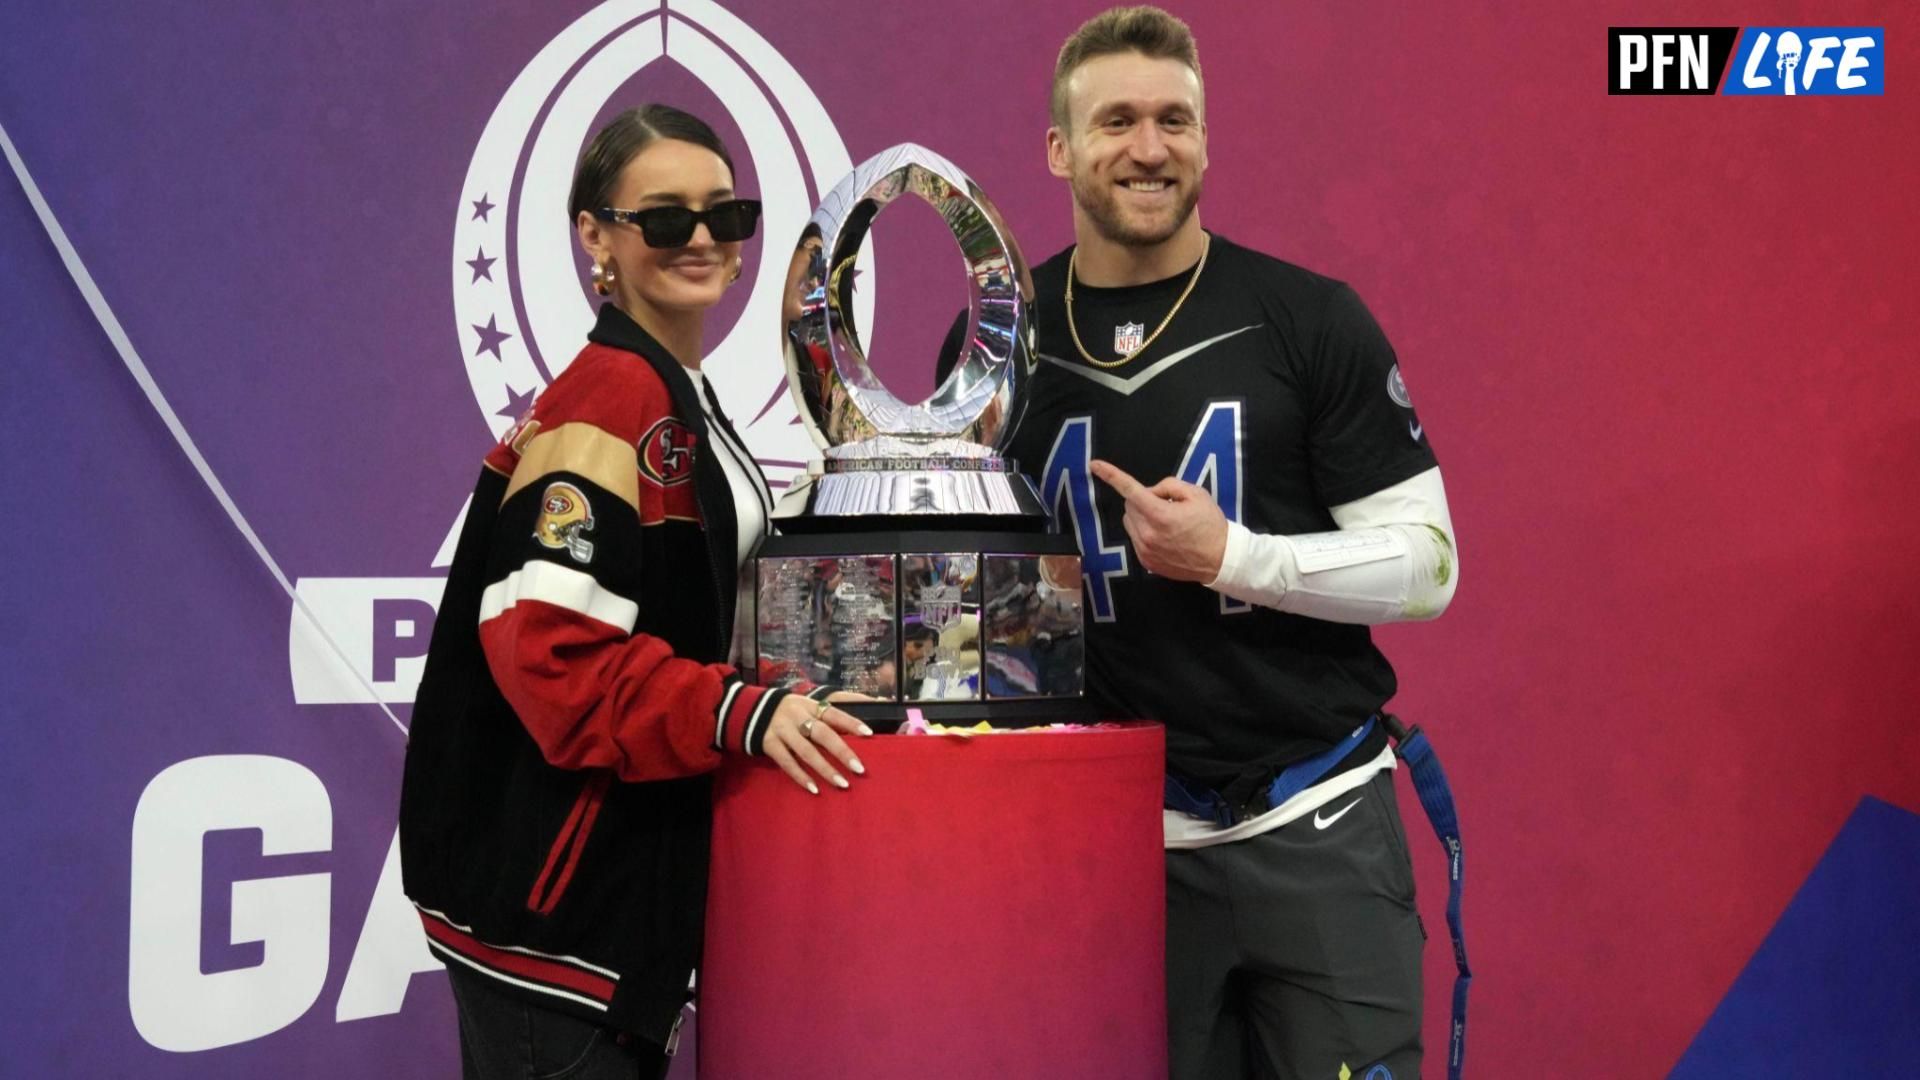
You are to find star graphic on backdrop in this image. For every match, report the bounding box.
[472,315,513,359]
[495,384,536,420]
[470,193,495,222]
[466,246,496,283]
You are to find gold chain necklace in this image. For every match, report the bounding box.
[1065,233,1211,369]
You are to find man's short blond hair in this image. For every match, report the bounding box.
[1051,6,1204,130]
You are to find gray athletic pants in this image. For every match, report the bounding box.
[1166,769,1425,1080]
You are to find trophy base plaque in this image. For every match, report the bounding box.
[753,528,1089,729]
[798,438,1048,521]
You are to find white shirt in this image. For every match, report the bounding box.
[1163,748,1396,849]
[680,366,769,566]
[681,366,770,665]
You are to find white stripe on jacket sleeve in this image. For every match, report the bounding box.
[478,560,640,633]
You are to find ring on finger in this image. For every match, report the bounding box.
[799,717,816,741]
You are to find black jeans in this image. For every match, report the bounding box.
[445,962,671,1080]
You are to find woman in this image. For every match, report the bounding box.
[399,104,868,1079]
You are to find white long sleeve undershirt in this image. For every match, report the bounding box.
[1204,466,1457,624]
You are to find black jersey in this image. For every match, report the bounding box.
[984,233,1438,790]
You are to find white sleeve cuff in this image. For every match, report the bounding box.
[1207,521,1301,610]
[1206,520,1257,592]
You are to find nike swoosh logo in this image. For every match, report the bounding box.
[1313,797,1363,830]
[1038,324,1261,396]
[1408,420,1423,442]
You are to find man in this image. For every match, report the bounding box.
[951,7,1461,1077]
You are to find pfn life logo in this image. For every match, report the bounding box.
[1726,28,1883,95]
[1610,27,1883,95]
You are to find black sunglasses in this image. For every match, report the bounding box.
[594,199,762,248]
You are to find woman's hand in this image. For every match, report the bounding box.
[761,693,874,795]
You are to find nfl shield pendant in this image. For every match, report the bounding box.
[1113,321,1145,355]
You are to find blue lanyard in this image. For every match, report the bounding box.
[1384,714,1471,1080]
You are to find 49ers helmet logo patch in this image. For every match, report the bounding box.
[533,482,596,563]
[639,418,696,486]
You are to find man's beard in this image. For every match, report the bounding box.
[1072,171,1202,248]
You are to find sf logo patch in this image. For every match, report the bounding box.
[533,482,596,563]
[639,418,696,486]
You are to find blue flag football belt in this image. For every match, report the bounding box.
[1163,715,1471,1080]
[1163,717,1377,829]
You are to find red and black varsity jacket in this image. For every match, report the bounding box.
[399,303,825,1045]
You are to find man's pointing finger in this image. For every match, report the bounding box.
[1090,459,1148,502]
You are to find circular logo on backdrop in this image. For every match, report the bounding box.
[450,0,871,494]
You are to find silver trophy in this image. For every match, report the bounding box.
[754,145,1084,722]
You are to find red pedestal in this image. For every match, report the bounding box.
[700,723,1166,1079]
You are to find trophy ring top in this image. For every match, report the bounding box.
[784,143,1035,460]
